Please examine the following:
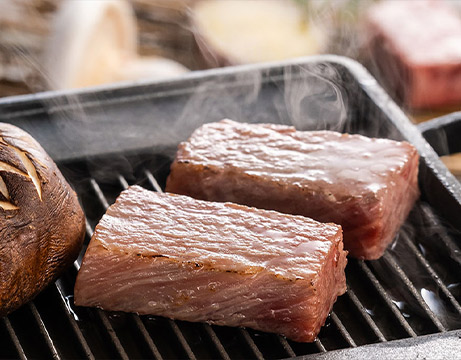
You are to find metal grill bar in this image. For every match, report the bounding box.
[131,314,164,360]
[168,320,197,360]
[95,309,129,360]
[357,261,417,337]
[118,174,129,190]
[90,178,110,209]
[27,302,60,360]
[345,289,387,342]
[276,336,296,357]
[330,312,356,348]
[145,169,163,193]
[382,253,446,332]
[203,324,231,360]
[54,279,94,359]
[239,328,264,360]
[2,317,26,360]
[201,324,231,359]
[314,338,327,352]
[400,233,461,315]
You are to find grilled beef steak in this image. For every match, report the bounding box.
[166,119,420,259]
[364,0,461,110]
[74,185,347,342]
[0,123,85,316]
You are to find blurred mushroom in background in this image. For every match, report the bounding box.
[43,0,188,90]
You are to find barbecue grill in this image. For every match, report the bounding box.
[0,56,460,359]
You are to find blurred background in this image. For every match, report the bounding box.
[1,0,461,126]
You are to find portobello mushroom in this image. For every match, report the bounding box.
[0,123,85,316]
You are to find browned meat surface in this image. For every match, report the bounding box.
[364,0,461,110]
[166,119,420,260]
[74,185,347,342]
[0,123,85,316]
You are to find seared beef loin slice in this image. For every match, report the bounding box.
[75,186,347,342]
[166,119,420,259]
[363,0,461,110]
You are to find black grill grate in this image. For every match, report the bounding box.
[3,162,460,359]
[1,56,461,359]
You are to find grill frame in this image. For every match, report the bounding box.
[418,112,461,185]
[418,111,461,157]
[0,55,461,359]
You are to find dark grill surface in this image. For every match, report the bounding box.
[1,56,461,359]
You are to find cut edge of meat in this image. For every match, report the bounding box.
[74,231,347,342]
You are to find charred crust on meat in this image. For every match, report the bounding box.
[184,260,204,269]
[136,253,168,259]
[164,255,313,281]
